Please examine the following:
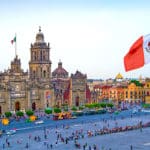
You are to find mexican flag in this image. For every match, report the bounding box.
[11,36,16,44]
[124,34,150,71]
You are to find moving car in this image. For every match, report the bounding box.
[35,120,44,124]
[6,129,16,135]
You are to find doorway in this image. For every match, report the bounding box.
[75,96,79,107]
[32,102,36,111]
[15,101,20,111]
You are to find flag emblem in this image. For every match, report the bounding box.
[124,34,150,71]
[145,41,150,52]
[11,36,16,44]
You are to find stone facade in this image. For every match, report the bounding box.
[71,71,87,106]
[0,27,89,114]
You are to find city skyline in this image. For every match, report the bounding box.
[0,0,150,79]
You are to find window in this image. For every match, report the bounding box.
[40,51,42,61]
[43,70,46,78]
[33,70,36,79]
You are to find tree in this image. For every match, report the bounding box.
[53,107,61,113]
[26,110,34,117]
[45,108,52,114]
[107,103,114,108]
[85,104,95,109]
[100,103,107,108]
[16,111,24,117]
[71,106,77,111]
[79,105,84,110]
[130,80,142,87]
[5,111,12,118]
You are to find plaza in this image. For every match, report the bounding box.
[1,109,150,150]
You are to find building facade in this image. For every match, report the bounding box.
[0,28,89,114]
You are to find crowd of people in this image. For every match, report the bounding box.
[0,108,150,150]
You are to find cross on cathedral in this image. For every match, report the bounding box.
[39,26,41,32]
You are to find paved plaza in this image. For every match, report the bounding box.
[1,111,150,150]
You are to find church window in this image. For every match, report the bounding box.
[43,51,46,60]
[33,52,37,61]
[41,68,42,77]
[40,51,42,61]
[43,70,46,78]
[33,70,36,79]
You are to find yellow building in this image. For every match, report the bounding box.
[124,81,144,102]
[144,78,150,104]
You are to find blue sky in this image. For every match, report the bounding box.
[0,0,150,79]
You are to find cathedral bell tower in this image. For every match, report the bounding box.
[29,27,52,81]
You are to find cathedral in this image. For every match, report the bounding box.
[0,28,91,114]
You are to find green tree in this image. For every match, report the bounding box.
[16,111,24,117]
[79,105,84,110]
[85,104,95,109]
[71,106,77,111]
[45,108,52,114]
[53,107,61,113]
[5,111,12,118]
[142,103,150,108]
[100,103,107,108]
[26,110,34,116]
[130,80,142,86]
[107,103,114,108]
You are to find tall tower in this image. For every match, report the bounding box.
[29,27,52,82]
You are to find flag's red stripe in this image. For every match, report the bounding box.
[124,36,144,71]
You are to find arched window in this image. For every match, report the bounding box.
[33,70,36,79]
[40,51,42,61]
[33,52,37,61]
[43,70,46,78]
[41,68,43,77]
[43,51,46,60]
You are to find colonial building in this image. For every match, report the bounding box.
[144,78,150,103]
[90,73,147,104]
[0,27,90,114]
[70,71,87,106]
[0,55,28,114]
[52,61,70,107]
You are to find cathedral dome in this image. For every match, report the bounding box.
[115,72,123,80]
[36,26,45,43]
[52,61,68,78]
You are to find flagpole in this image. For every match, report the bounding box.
[15,33,17,57]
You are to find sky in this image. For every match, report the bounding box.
[0,0,150,79]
